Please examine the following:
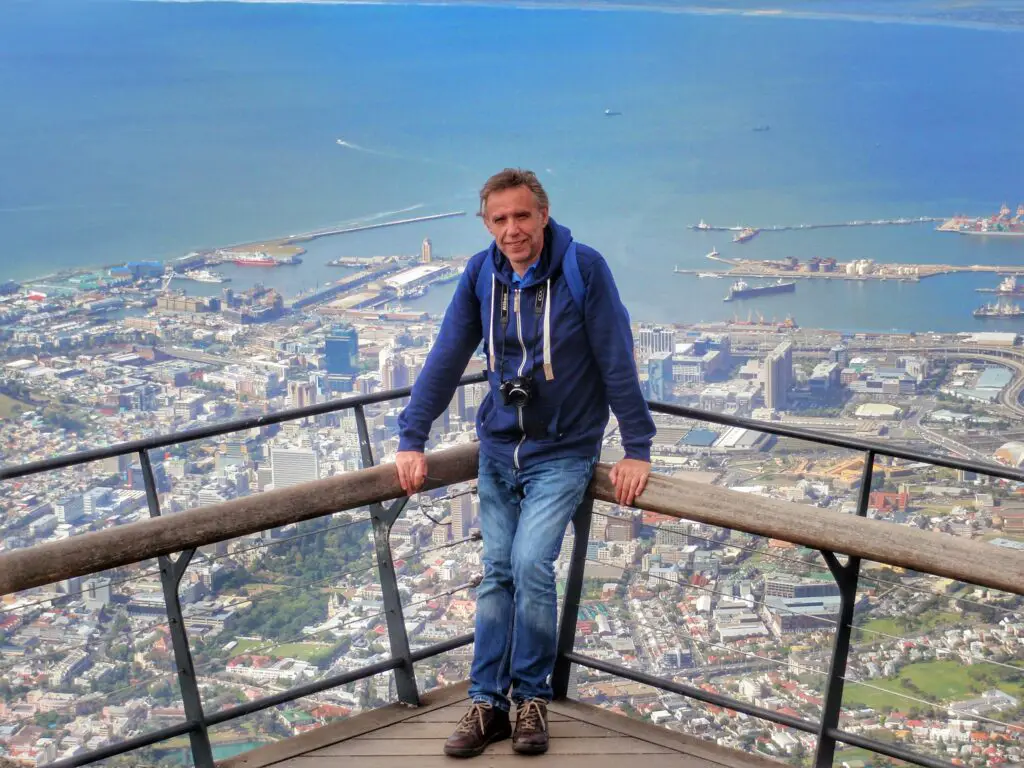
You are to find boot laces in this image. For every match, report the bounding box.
[517,699,547,732]
[455,701,493,735]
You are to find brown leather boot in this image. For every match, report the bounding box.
[512,698,549,754]
[444,701,512,758]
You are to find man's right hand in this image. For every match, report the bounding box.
[395,450,428,496]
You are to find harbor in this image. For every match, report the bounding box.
[691,204,1022,244]
[936,203,1024,237]
[689,215,942,233]
[676,250,1024,283]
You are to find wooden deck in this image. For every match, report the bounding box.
[219,682,774,768]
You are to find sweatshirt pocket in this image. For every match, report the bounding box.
[522,402,562,441]
[479,393,522,440]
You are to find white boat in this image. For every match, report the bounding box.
[181,269,231,284]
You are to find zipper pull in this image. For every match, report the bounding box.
[514,288,521,313]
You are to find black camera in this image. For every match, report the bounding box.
[499,376,533,408]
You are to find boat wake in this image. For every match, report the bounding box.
[335,137,472,172]
[335,138,406,159]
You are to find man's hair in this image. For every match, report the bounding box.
[478,168,549,218]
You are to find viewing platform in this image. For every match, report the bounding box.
[220,681,766,768]
[1,378,1022,768]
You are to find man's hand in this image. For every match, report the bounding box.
[396,450,428,496]
[609,458,651,507]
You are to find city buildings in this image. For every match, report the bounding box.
[763,340,793,410]
[269,444,320,489]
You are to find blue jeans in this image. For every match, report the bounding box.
[468,452,596,709]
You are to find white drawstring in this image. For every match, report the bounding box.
[542,277,554,381]
[488,273,497,372]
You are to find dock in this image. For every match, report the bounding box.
[286,211,467,244]
[689,216,941,233]
[675,255,1024,283]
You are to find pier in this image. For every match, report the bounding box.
[197,212,468,264]
[689,216,941,233]
[285,211,467,244]
[326,255,415,267]
[675,254,1024,283]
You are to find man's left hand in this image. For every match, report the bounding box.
[609,458,651,507]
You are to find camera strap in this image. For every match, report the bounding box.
[499,283,510,327]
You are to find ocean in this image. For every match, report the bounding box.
[1,0,1023,332]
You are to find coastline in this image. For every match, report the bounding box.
[127,0,1024,34]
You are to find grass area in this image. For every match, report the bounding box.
[229,638,331,661]
[834,745,895,766]
[229,638,265,656]
[843,660,1024,712]
[856,611,962,639]
[0,392,28,418]
[269,642,332,661]
[843,679,909,712]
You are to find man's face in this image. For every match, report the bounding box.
[483,186,549,271]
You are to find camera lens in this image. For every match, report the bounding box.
[507,386,529,407]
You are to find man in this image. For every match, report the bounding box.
[395,168,655,757]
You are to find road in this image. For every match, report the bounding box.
[157,346,247,366]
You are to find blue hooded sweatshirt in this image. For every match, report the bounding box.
[397,218,655,469]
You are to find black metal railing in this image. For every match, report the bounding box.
[0,373,487,768]
[1,382,1022,768]
[551,398,1024,768]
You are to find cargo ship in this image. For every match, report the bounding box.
[723,279,796,302]
[977,275,1024,296]
[940,203,1024,237]
[732,227,760,244]
[973,301,1024,318]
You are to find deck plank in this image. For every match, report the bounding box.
[217,682,469,768]
[405,706,572,723]
[220,681,773,768]
[359,720,617,739]
[313,735,674,756]
[278,756,726,768]
[550,699,782,768]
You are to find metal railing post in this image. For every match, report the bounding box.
[354,405,420,706]
[140,450,215,768]
[551,496,594,700]
[813,450,872,768]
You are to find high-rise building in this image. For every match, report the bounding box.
[647,352,674,401]
[432,519,452,545]
[325,325,359,375]
[829,344,849,367]
[450,490,476,539]
[655,521,689,546]
[421,238,433,263]
[381,353,409,391]
[55,496,85,524]
[605,516,638,542]
[83,488,112,517]
[83,577,111,610]
[448,386,467,422]
[763,340,793,410]
[287,380,317,409]
[270,446,320,490]
[637,326,675,358]
[764,577,840,600]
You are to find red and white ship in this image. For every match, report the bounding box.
[230,252,302,267]
[233,253,279,267]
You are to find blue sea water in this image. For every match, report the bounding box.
[1,0,1023,331]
